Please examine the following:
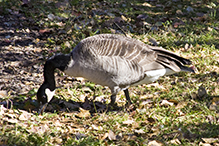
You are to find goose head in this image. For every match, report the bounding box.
[37,83,55,114]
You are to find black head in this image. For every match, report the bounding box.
[37,83,55,106]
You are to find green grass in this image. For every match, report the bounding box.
[0,0,219,145]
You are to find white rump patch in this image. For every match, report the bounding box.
[146,68,174,77]
[132,68,175,86]
[45,88,55,103]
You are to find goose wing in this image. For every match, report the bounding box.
[81,34,192,72]
[79,34,158,67]
[72,34,192,86]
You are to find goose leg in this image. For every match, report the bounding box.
[110,89,132,106]
[110,94,117,105]
[124,89,132,106]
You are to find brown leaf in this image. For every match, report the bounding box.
[91,124,103,131]
[176,109,185,116]
[212,97,219,105]
[176,10,183,15]
[0,90,8,98]
[168,99,179,104]
[148,140,163,146]
[28,124,49,134]
[160,100,174,106]
[121,15,127,21]
[19,110,32,121]
[108,130,116,141]
[76,108,90,118]
[151,125,160,133]
[3,117,18,124]
[202,138,219,143]
[176,101,188,109]
[54,120,62,127]
[132,122,140,129]
[209,104,218,111]
[81,87,92,93]
[0,105,7,115]
[101,133,108,140]
[141,117,156,126]
[39,29,52,34]
[169,139,181,145]
[122,119,134,126]
[134,129,145,135]
[199,142,211,146]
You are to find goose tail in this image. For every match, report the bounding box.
[149,46,195,73]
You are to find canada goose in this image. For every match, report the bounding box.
[37,34,194,113]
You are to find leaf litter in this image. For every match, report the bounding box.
[0,0,219,145]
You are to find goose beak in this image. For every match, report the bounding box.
[38,102,48,114]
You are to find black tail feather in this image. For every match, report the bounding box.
[180,66,195,73]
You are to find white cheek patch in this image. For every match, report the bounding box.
[45,88,55,103]
[67,58,74,68]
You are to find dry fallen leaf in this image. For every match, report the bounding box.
[176,109,185,116]
[202,138,219,143]
[0,90,8,98]
[101,133,108,140]
[19,110,32,121]
[29,124,50,135]
[209,104,218,111]
[3,117,19,124]
[212,97,219,105]
[108,130,116,141]
[169,139,181,145]
[134,129,145,134]
[76,108,90,118]
[122,119,134,126]
[176,101,188,109]
[0,105,7,115]
[148,140,163,146]
[81,87,92,93]
[168,99,178,104]
[91,124,103,131]
[141,117,156,126]
[75,77,86,82]
[209,97,219,111]
[199,142,212,146]
[160,100,174,106]
[39,28,52,34]
[54,120,62,127]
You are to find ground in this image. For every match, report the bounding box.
[0,0,219,145]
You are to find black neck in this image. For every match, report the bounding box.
[43,53,71,91]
